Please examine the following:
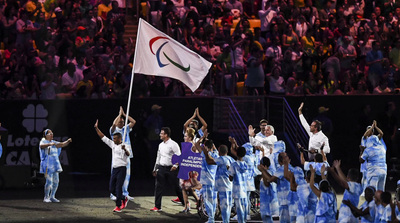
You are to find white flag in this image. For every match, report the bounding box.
[133,18,212,92]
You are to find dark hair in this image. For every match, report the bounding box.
[315,153,323,162]
[204,139,214,149]
[218,145,228,155]
[161,127,171,137]
[260,157,270,167]
[113,132,122,138]
[237,146,246,158]
[313,120,322,131]
[259,119,268,124]
[348,168,359,181]
[381,191,392,204]
[319,180,331,192]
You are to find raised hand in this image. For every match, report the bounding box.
[94,119,98,128]
[333,160,341,169]
[248,125,255,136]
[298,102,304,114]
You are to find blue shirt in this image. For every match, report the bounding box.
[243,154,256,191]
[260,174,279,216]
[273,165,292,206]
[39,139,62,174]
[214,155,235,192]
[360,200,375,223]
[315,191,337,222]
[200,150,219,186]
[229,160,248,199]
[339,181,363,222]
[361,136,387,175]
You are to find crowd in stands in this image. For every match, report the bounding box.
[1,0,400,99]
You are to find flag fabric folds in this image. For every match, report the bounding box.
[133,18,212,92]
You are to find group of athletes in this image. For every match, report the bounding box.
[38,102,396,223]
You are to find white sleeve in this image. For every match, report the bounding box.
[299,114,312,137]
[322,135,330,154]
[172,141,181,156]
[101,136,114,149]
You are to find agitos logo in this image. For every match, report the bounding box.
[149,36,191,72]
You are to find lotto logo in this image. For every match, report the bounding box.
[22,104,48,133]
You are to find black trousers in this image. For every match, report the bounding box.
[154,166,184,209]
[110,166,126,207]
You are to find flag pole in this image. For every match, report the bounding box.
[122,18,143,144]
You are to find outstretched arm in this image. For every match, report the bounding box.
[94,119,105,138]
[196,108,208,133]
[56,138,72,148]
[327,162,348,190]
[342,200,368,217]
[298,102,312,137]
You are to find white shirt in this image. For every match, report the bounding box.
[299,114,330,153]
[154,138,181,171]
[101,136,129,168]
[249,134,277,157]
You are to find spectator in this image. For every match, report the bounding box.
[40,73,58,100]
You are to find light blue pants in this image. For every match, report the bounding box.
[123,159,131,196]
[261,215,273,223]
[219,191,232,223]
[44,172,59,199]
[368,173,386,191]
[203,185,217,223]
[279,205,290,223]
[234,197,248,223]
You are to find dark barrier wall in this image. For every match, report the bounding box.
[0,96,398,188]
[0,98,214,188]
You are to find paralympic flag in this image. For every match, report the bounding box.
[133,18,212,92]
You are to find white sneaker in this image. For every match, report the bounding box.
[110,194,117,201]
[50,197,60,203]
[43,198,51,203]
[230,215,238,220]
[247,215,251,220]
[126,195,134,201]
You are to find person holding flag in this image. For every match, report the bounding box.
[109,106,136,201]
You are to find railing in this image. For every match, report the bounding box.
[213,96,309,155]
[283,98,309,152]
[213,97,248,145]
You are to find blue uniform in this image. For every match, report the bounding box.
[297,183,317,223]
[260,173,279,223]
[380,205,392,223]
[214,155,235,223]
[315,191,337,223]
[39,139,62,200]
[375,204,384,223]
[359,200,376,223]
[229,160,249,223]
[338,181,363,223]
[303,161,329,176]
[201,150,219,223]
[274,165,292,223]
[361,135,387,191]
